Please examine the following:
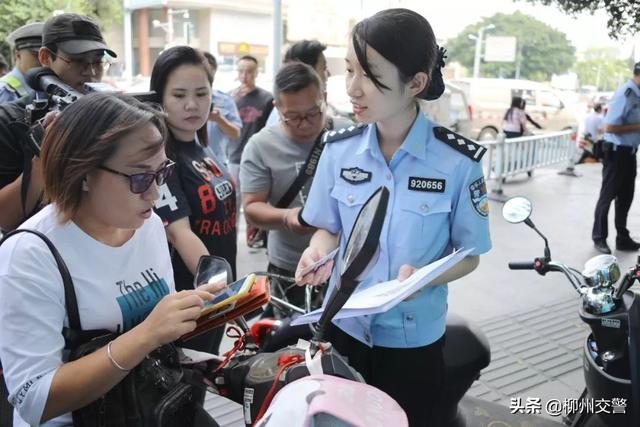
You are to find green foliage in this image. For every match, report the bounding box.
[572,47,633,90]
[0,0,122,64]
[445,11,576,81]
[523,0,640,39]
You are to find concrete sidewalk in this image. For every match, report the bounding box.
[449,160,640,420]
[450,160,640,323]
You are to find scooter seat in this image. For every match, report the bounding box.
[444,312,491,381]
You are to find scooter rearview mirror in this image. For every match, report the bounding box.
[502,196,533,224]
[314,186,390,341]
[340,186,389,280]
[503,196,551,261]
[193,255,233,288]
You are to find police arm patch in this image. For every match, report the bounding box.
[433,126,486,162]
[340,167,372,184]
[469,176,489,217]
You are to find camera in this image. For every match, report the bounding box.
[24,67,156,155]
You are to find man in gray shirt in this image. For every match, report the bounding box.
[240,62,348,313]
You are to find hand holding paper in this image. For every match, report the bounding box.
[295,247,339,285]
[291,248,474,326]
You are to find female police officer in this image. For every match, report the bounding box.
[295,8,491,426]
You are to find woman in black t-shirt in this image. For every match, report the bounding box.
[150,46,237,354]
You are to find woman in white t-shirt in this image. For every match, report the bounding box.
[0,93,222,427]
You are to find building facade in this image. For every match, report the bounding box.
[116,0,277,77]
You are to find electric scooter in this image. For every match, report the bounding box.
[500,196,639,427]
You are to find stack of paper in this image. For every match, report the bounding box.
[291,248,474,326]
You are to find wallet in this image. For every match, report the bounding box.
[180,275,271,341]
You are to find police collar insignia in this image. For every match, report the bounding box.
[469,176,489,217]
[323,123,367,143]
[433,126,486,162]
[341,167,372,184]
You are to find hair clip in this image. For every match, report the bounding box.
[437,46,447,69]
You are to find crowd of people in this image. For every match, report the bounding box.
[0,8,491,427]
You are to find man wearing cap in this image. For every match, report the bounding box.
[0,13,116,231]
[592,62,640,254]
[0,22,44,103]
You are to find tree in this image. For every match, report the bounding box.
[572,47,632,91]
[445,12,575,81]
[522,0,640,39]
[0,0,122,65]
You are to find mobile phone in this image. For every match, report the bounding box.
[200,273,257,318]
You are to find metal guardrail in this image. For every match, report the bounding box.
[479,129,577,195]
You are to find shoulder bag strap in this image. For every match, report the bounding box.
[274,127,328,209]
[0,229,81,331]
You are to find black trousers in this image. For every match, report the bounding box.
[592,146,637,242]
[326,323,445,427]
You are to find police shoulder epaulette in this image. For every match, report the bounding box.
[322,122,367,143]
[433,126,486,162]
[625,88,633,97]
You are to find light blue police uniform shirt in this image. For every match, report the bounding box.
[603,79,640,149]
[207,89,242,163]
[302,110,492,348]
[0,67,33,104]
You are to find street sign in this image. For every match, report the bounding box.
[484,36,517,62]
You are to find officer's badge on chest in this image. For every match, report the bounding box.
[340,167,372,184]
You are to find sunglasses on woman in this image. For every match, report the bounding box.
[99,160,176,194]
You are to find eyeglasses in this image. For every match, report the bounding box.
[47,48,109,74]
[99,160,176,194]
[280,103,325,128]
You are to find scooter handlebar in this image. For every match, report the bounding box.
[508,262,536,270]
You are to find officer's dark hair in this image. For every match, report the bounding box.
[284,40,326,68]
[351,8,445,100]
[203,51,217,71]
[150,45,212,149]
[40,93,167,222]
[238,55,258,65]
[273,62,322,104]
